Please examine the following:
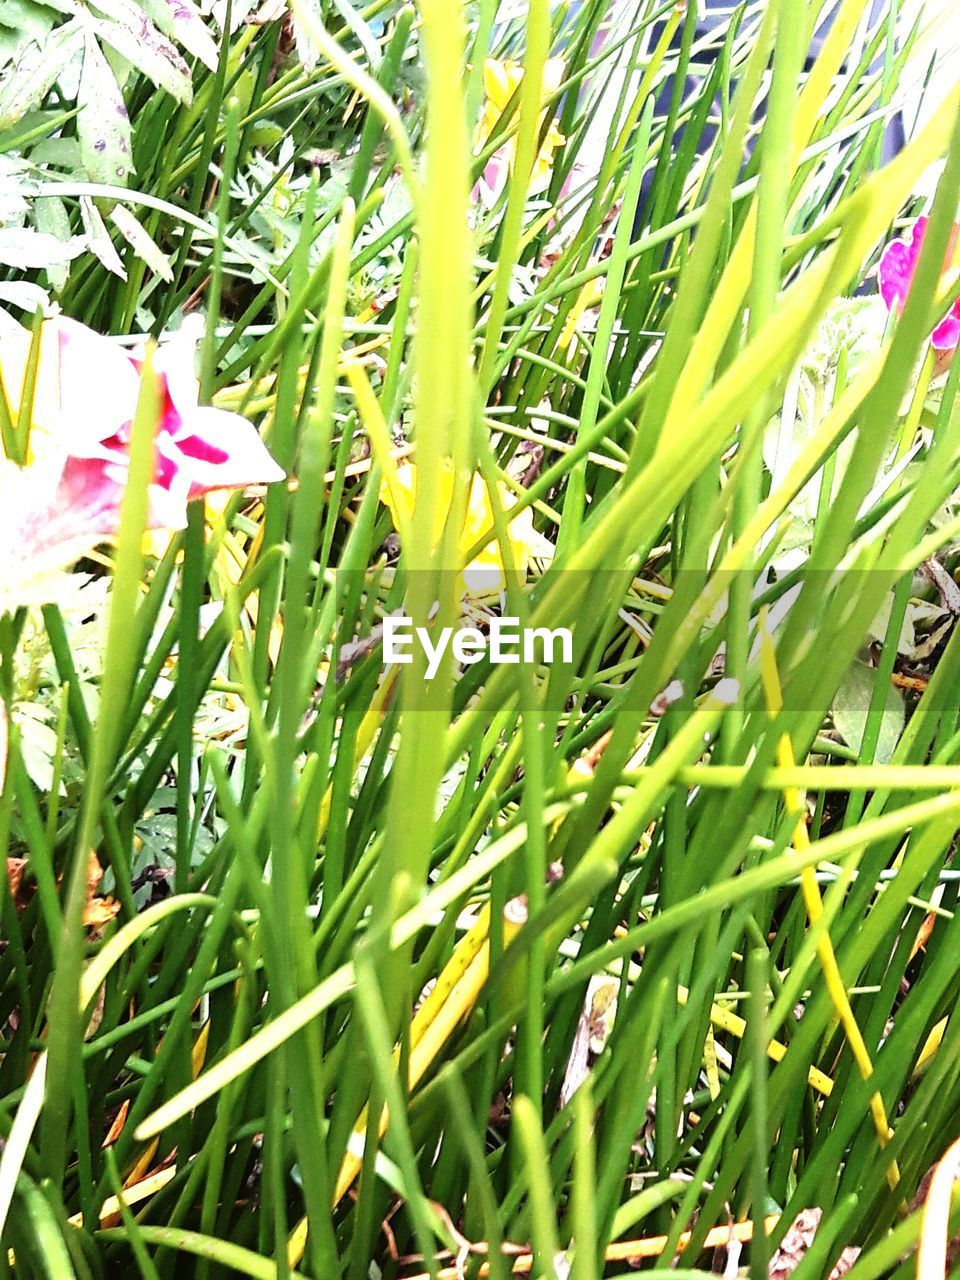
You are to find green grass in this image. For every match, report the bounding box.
[3,0,960,1276]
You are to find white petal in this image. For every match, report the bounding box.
[173,407,285,497]
[154,318,203,418]
[55,317,141,450]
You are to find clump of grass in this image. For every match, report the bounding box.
[3,1,960,1277]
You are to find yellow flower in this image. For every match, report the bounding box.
[560,276,606,351]
[379,462,543,598]
[475,57,566,200]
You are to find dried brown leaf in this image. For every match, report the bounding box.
[6,857,30,909]
[768,1209,860,1280]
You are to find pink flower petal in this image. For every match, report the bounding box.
[478,152,509,207]
[154,439,183,491]
[177,433,230,465]
[1,310,285,602]
[1,454,122,601]
[878,215,960,355]
[45,436,190,542]
[171,406,285,499]
[0,444,192,614]
[61,451,191,534]
[932,302,960,353]
[55,455,128,538]
[878,216,927,314]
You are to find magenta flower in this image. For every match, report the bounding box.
[0,312,284,614]
[878,215,960,356]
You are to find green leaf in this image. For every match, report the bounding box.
[832,660,905,764]
[109,202,172,279]
[0,0,58,64]
[85,7,191,104]
[33,192,74,290]
[137,0,218,72]
[0,19,82,128]
[76,33,132,189]
[78,191,126,277]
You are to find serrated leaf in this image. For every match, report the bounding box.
[206,0,258,35]
[0,160,31,222]
[0,28,27,61]
[0,0,57,63]
[832,661,905,766]
[0,224,82,266]
[327,0,379,71]
[77,33,132,187]
[14,703,56,792]
[79,192,126,278]
[0,280,50,311]
[0,20,82,128]
[138,0,217,71]
[109,202,172,280]
[85,8,191,104]
[4,0,73,18]
[290,0,320,70]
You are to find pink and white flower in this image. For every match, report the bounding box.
[0,312,284,615]
[878,215,960,357]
